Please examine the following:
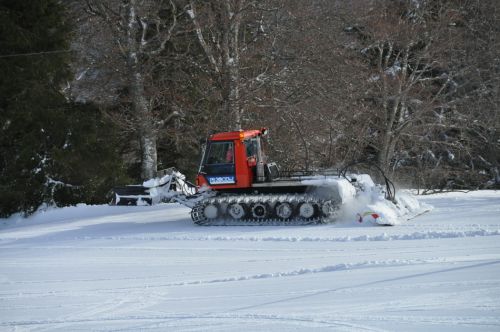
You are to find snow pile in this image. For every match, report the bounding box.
[301,174,429,225]
[341,174,432,226]
[302,174,432,226]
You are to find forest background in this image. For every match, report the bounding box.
[1,0,499,217]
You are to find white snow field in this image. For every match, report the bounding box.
[1,191,500,331]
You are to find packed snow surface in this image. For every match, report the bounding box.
[1,191,500,331]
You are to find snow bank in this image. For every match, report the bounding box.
[74,229,500,243]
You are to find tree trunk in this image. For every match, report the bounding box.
[228,56,241,130]
[131,69,158,180]
[127,0,157,180]
[222,0,242,130]
[189,0,243,131]
[378,100,400,173]
[140,130,158,180]
[378,131,392,173]
[228,7,241,131]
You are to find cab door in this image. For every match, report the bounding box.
[201,141,236,185]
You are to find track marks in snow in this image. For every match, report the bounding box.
[227,260,500,314]
[3,314,499,331]
[0,313,390,332]
[59,229,500,243]
[183,258,446,285]
[117,313,389,332]
[4,291,499,331]
[2,258,498,301]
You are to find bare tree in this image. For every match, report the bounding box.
[345,1,458,173]
[187,0,244,130]
[446,0,500,187]
[289,1,454,179]
[66,0,499,189]
[247,1,370,171]
[80,0,180,179]
[187,0,281,131]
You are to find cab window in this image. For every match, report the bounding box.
[206,142,234,164]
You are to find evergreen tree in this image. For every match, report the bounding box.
[0,0,128,217]
[0,0,70,216]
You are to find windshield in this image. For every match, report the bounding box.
[205,141,234,164]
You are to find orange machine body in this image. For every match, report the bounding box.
[196,129,265,192]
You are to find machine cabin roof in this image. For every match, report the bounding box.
[209,129,264,141]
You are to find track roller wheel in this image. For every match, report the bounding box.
[251,202,270,219]
[227,202,248,220]
[191,204,207,224]
[203,203,219,220]
[298,202,317,219]
[275,202,293,220]
[321,200,339,218]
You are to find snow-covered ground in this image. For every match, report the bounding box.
[1,191,499,331]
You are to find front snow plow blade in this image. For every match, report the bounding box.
[112,185,153,206]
